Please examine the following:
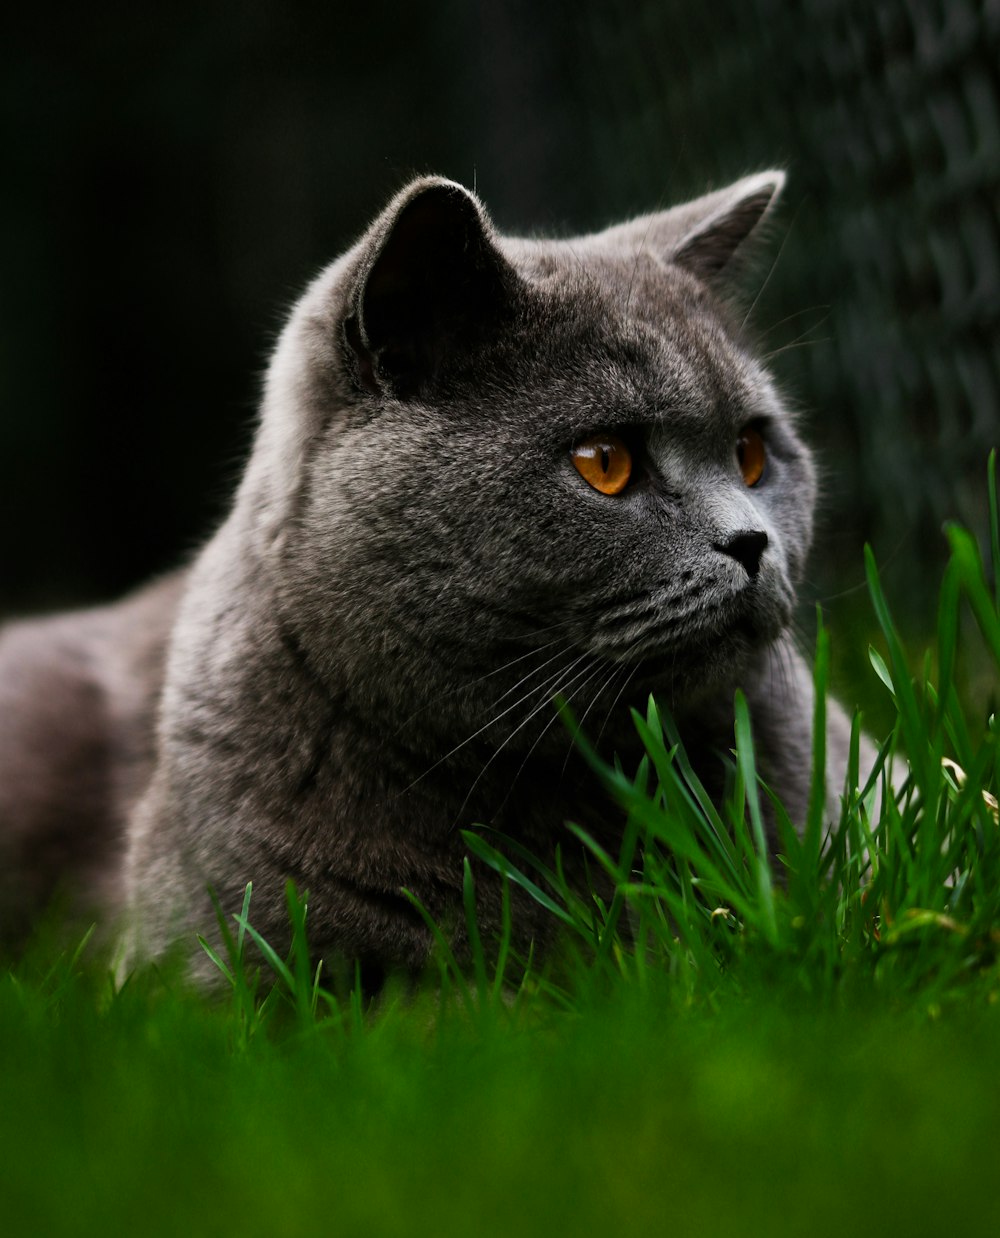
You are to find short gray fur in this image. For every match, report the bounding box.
[0,173,869,979]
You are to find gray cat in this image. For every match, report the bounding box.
[0,172,865,980]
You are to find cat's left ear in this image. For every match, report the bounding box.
[598,171,786,282]
[671,171,785,278]
[344,177,519,398]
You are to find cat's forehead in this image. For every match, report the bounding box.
[501,243,769,431]
[505,234,696,313]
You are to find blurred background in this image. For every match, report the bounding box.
[2,0,998,710]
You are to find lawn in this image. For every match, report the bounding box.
[3,458,999,1237]
[3,970,999,1236]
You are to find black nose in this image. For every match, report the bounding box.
[716,530,768,579]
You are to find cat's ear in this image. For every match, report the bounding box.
[670,172,785,278]
[597,171,785,282]
[344,178,517,398]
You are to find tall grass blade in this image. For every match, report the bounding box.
[865,544,938,798]
[732,691,777,945]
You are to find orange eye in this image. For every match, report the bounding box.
[571,434,633,495]
[736,427,766,487]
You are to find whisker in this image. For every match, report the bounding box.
[811,526,914,605]
[484,641,581,711]
[758,303,831,339]
[494,656,615,816]
[593,657,643,755]
[740,199,802,333]
[391,630,575,738]
[762,333,831,363]
[403,649,590,793]
[558,658,628,782]
[451,653,602,824]
[575,658,626,737]
[809,576,872,605]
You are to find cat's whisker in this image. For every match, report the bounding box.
[740,198,801,332]
[762,333,831,363]
[810,525,915,606]
[483,640,580,711]
[757,303,831,342]
[758,303,831,363]
[390,631,575,738]
[415,637,576,744]
[574,657,625,737]
[412,637,583,765]
[494,656,613,816]
[592,657,643,756]
[559,657,629,782]
[403,648,590,794]
[454,653,606,826]
[809,576,871,604]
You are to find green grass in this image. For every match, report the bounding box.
[4,455,1000,1236]
[4,970,1000,1236]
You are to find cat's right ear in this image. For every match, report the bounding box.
[343,178,518,399]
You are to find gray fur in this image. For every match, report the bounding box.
[0,173,866,977]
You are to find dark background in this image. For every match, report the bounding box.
[3,1,998,663]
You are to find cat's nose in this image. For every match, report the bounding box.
[716,530,768,579]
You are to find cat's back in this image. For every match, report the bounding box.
[0,571,185,938]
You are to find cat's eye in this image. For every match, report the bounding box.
[737,427,766,487]
[571,434,633,495]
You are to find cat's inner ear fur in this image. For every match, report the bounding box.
[671,171,785,279]
[344,179,516,398]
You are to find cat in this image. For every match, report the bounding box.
[0,171,867,981]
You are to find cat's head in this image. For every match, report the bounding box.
[249,173,815,747]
